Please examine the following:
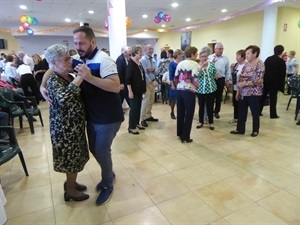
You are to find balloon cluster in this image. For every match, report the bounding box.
[154,12,171,24]
[104,17,132,31]
[18,15,39,35]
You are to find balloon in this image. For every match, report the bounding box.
[104,19,109,30]
[26,28,34,35]
[154,16,161,23]
[32,17,39,25]
[158,12,164,19]
[126,17,131,28]
[20,15,27,23]
[26,15,34,24]
[23,22,30,28]
[18,26,25,32]
[298,20,300,28]
[163,14,171,22]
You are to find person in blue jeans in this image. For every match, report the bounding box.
[41,26,124,205]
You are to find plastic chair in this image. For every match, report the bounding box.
[286,75,300,120]
[0,126,29,176]
[0,88,44,134]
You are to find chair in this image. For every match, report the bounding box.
[286,75,300,120]
[0,126,29,176]
[0,88,44,134]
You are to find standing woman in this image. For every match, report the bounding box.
[32,54,48,101]
[126,45,146,135]
[45,44,89,201]
[228,50,246,124]
[169,49,183,119]
[196,47,217,130]
[286,51,299,95]
[174,46,199,143]
[230,45,264,137]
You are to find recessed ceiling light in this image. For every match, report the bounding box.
[221,9,227,13]
[65,18,71,22]
[161,24,166,27]
[88,10,94,14]
[186,18,191,22]
[19,5,27,10]
[144,29,148,32]
[157,29,165,32]
[172,3,179,8]
[142,14,148,19]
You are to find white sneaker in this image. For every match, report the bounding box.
[228,119,238,124]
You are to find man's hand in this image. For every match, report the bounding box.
[120,84,125,90]
[75,64,93,81]
[40,86,52,105]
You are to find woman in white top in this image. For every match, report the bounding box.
[286,50,299,95]
[228,50,246,124]
[3,54,19,85]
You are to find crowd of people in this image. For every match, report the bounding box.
[0,26,299,206]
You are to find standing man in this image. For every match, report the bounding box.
[208,42,231,119]
[17,51,34,71]
[260,45,286,118]
[116,46,131,108]
[140,44,159,127]
[41,26,124,205]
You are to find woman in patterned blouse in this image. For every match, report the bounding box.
[196,47,217,130]
[230,45,264,137]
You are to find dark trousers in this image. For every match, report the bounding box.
[232,90,239,119]
[196,92,215,124]
[237,96,260,133]
[260,85,278,118]
[20,73,40,105]
[177,91,195,140]
[128,95,142,129]
[214,77,225,114]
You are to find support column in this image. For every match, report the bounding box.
[260,4,278,61]
[107,0,127,60]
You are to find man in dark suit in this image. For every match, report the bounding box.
[116,46,131,108]
[260,45,286,118]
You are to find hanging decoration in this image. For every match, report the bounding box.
[18,14,39,35]
[154,11,171,24]
[103,16,132,30]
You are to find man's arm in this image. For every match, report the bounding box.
[40,68,53,103]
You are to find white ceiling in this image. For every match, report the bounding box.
[0,0,299,34]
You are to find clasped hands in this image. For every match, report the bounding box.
[74,64,93,81]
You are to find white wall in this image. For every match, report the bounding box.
[16,35,157,60]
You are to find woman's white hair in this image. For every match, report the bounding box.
[45,44,69,69]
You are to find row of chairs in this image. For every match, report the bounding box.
[0,88,45,177]
[286,75,300,120]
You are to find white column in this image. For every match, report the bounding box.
[260,4,278,61]
[107,0,127,60]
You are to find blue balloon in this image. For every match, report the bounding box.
[158,12,164,20]
[26,28,34,35]
[32,17,39,25]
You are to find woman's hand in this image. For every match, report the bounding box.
[40,86,52,105]
[128,91,134,99]
[75,64,93,81]
[235,91,240,101]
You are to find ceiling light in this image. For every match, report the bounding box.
[161,24,166,27]
[19,5,27,10]
[65,18,71,22]
[142,14,148,18]
[144,29,148,32]
[157,29,165,32]
[186,18,191,22]
[221,9,227,13]
[88,10,94,14]
[172,3,179,8]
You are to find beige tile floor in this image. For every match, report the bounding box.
[1,93,299,225]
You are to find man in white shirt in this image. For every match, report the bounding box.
[208,42,231,119]
[17,51,34,71]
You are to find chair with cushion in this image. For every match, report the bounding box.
[0,88,44,134]
[0,126,29,176]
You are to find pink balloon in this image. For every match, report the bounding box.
[104,19,109,30]
[163,14,171,22]
[154,16,161,23]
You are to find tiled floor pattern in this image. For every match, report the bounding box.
[1,93,299,225]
